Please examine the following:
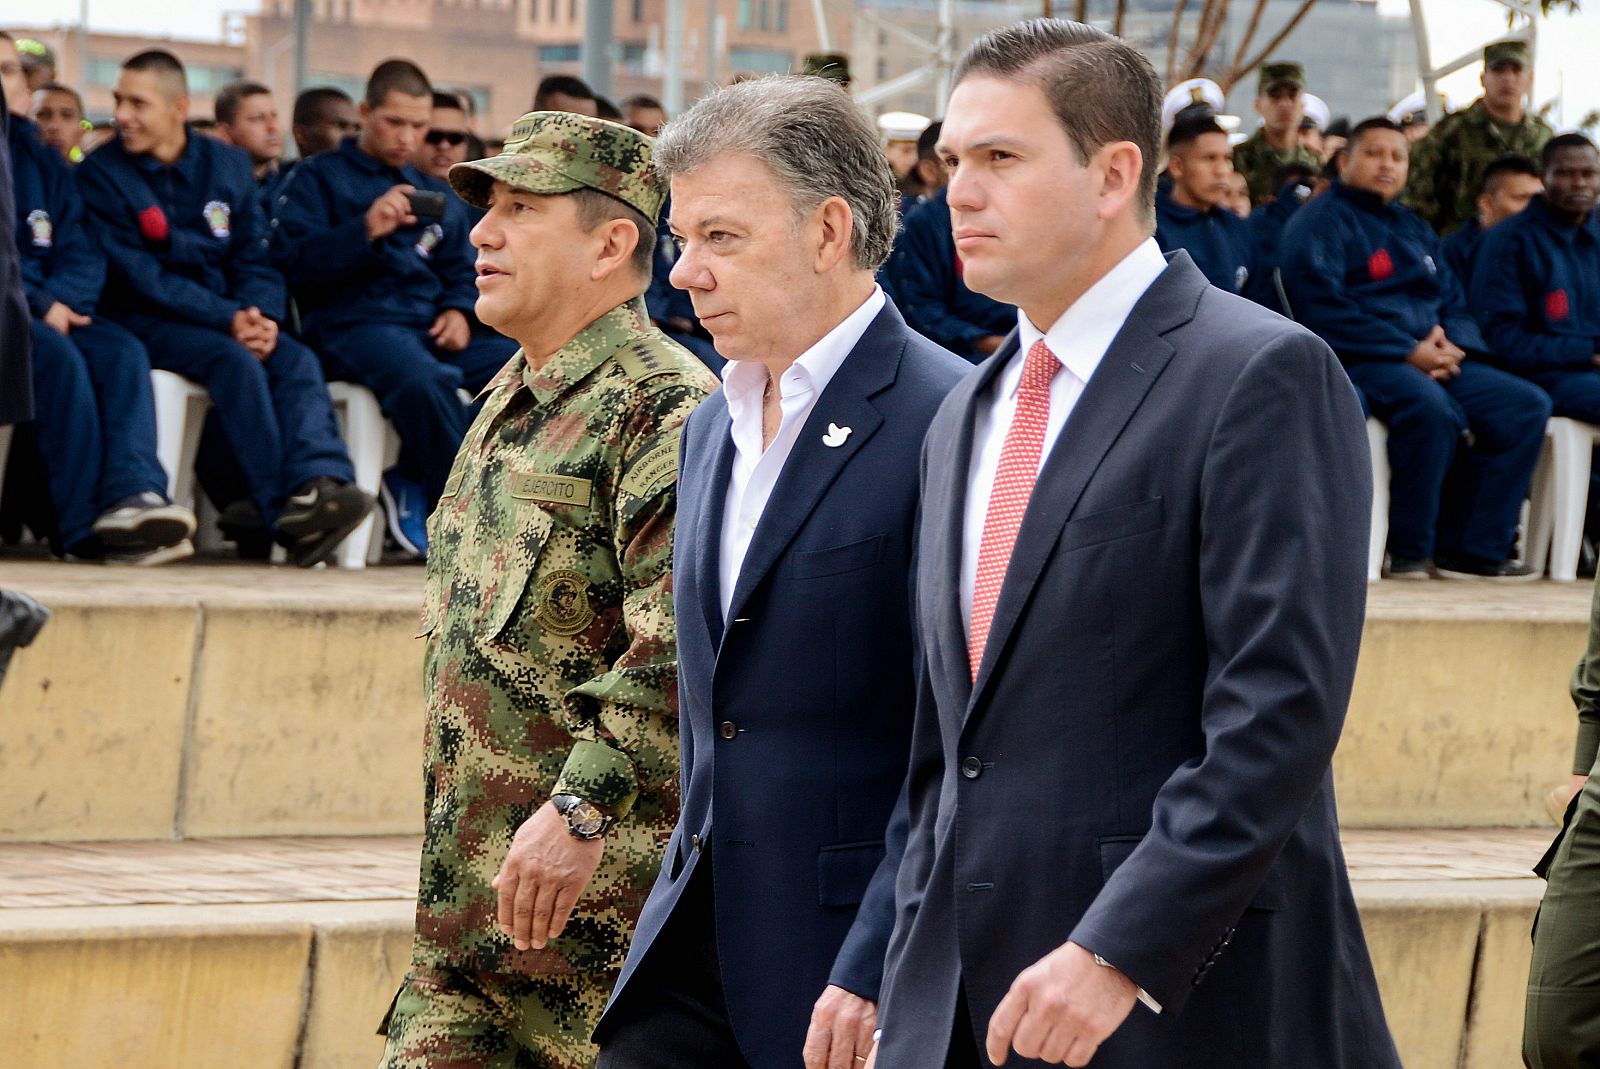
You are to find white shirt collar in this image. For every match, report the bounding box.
[722,286,887,420]
[1010,237,1169,392]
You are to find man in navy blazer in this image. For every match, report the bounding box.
[593,77,968,1069]
[868,21,1398,1069]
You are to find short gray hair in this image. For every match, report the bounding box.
[653,76,897,272]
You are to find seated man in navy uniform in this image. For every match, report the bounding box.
[1443,153,1541,292]
[1241,159,1319,316]
[1282,116,1549,581]
[3,32,194,563]
[886,176,1014,363]
[1154,113,1251,293]
[1473,134,1600,545]
[272,59,517,558]
[76,49,371,567]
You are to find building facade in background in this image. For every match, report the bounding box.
[18,0,1416,142]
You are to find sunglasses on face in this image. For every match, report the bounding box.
[426,130,466,147]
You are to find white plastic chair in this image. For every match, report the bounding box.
[1526,416,1600,581]
[1366,418,1388,582]
[327,382,401,567]
[149,369,210,507]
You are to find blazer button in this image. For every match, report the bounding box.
[720,721,738,740]
[961,756,983,779]
[691,833,702,852]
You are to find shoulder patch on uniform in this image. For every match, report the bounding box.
[619,439,678,499]
[614,341,677,385]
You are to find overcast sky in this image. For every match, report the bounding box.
[12,0,1600,126]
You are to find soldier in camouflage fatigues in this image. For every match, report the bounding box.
[1232,61,1323,205]
[378,112,720,1069]
[1406,40,1553,235]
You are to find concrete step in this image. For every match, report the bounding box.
[0,829,1555,1069]
[0,560,1593,838]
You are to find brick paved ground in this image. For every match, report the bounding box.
[0,829,1554,912]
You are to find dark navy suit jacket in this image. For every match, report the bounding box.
[875,254,1400,1069]
[596,300,967,1066]
[1,105,33,425]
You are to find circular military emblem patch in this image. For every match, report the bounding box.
[532,569,595,637]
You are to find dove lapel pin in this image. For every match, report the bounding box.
[822,423,852,448]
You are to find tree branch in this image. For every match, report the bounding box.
[1165,0,1190,86]
[1178,0,1221,80]
[1114,0,1128,34]
[1230,0,1271,73]
[1224,0,1319,93]
[1185,0,1232,80]
[1074,0,1089,21]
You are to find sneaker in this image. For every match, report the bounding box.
[1435,554,1541,582]
[380,468,429,559]
[216,499,275,561]
[91,492,197,549]
[103,538,195,567]
[1385,557,1434,580]
[277,478,375,569]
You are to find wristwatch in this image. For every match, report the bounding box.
[551,794,613,840]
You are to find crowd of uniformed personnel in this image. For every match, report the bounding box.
[2,30,1598,580]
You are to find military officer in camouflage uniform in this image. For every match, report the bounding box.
[1232,61,1323,205]
[1407,40,1553,235]
[377,111,719,1069]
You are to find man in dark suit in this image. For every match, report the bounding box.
[869,20,1399,1069]
[593,76,968,1069]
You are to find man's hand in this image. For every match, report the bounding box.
[986,941,1138,1067]
[975,334,1006,356]
[429,308,471,353]
[231,307,279,360]
[366,183,418,242]
[492,801,604,951]
[1406,326,1461,381]
[43,302,91,336]
[802,985,877,1069]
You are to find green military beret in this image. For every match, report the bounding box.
[448,111,665,224]
[1258,61,1305,94]
[801,51,852,86]
[1484,39,1530,70]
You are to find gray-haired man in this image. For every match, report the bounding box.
[592,75,968,1069]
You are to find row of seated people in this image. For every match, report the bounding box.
[4,38,520,565]
[1105,113,1595,581]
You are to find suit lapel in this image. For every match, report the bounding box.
[929,334,1017,710]
[966,256,1204,712]
[688,394,735,650]
[722,306,904,626]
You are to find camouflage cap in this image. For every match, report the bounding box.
[802,51,852,86]
[448,111,665,224]
[1258,61,1305,94]
[1484,39,1531,70]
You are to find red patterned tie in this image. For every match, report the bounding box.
[969,339,1060,681]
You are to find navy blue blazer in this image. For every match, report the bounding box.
[875,254,1400,1069]
[597,300,968,1066]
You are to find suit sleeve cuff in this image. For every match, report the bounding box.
[553,740,640,819]
[1090,951,1163,1014]
[1575,721,1600,777]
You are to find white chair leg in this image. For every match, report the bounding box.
[150,371,192,502]
[1366,418,1389,582]
[1527,423,1557,578]
[328,383,386,571]
[1551,418,1592,582]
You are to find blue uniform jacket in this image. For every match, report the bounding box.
[1240,180,1312,313]
[886,189,1014,360]
[270,137,476,337]
[1280,181,1485,364]
[77,128,285,330]
[10,114,104,318]
[1471,195,1600,373]
[1440,217,1485,294]
[1154,185,1251,294]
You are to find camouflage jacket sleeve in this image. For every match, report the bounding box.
[1404,121,1456,233]
[550,380,704,821]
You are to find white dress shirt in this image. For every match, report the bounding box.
[959,238,1169,630]
[718,286,887,619]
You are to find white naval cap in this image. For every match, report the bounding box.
[1162,78,1225,134]
[878,111,932,143]
[1302,93,1330,131]
[1388,89,1427,125]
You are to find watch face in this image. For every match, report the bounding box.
[570,801,605,837]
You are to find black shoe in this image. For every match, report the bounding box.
[1581,537,1597,580]
[1385,556,1434,580]
[0,589,50,686]
[217,500,275,561]
[91,492,197,549]
[277,478,374,568]
[1435,554,1540,582]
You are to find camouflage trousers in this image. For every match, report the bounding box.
[378,965,620,1069]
